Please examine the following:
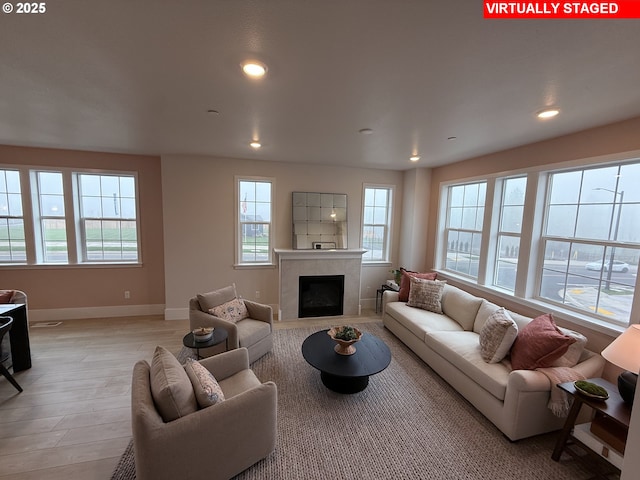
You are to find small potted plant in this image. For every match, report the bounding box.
[327,325,362,355]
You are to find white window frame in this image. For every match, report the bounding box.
[361,184,394,263]
[235,176,275,266]
[0,168,26,263]
[0,164,142,267]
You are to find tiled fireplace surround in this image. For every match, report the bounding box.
[274,249,366,320]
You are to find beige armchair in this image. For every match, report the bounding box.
[131,348,277,480]
[189,284,273,363]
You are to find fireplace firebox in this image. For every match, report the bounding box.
[298,275,345,318]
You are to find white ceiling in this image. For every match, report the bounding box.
[2,2,640,170]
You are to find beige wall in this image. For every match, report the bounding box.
[0,145,165,315]
[424,116,640,361]
[161,154,405,319]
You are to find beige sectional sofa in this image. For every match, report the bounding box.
[382,283,605,441]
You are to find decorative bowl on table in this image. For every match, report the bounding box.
[192,327,214,342]
[574,380,609,400]
[327,326,362,355]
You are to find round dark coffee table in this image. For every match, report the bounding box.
[182,329,228,359]
[301,329,391,394]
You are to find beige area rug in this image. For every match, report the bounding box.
[113,322,618,480]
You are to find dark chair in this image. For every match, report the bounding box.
[0,317,23,393]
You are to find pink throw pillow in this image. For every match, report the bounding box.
[510,313,576,370]
[0,290,15,303]
[398,268,437,302]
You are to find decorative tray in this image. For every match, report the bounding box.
[573,381,609,400]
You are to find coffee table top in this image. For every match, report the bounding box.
[183,329,228,349]
[302,329,391,378]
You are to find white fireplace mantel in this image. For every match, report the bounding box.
[274,249,366,320]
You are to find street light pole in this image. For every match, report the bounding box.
[595,188,624,290]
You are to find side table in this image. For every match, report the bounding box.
[552,378,630,474]
[182,329,228,360]
[376,284,398,313]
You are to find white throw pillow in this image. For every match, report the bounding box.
[407,277,446,314]
[479,308,518,363]
[550,327,587,367]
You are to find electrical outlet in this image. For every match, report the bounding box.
[255,290,261,299]
[124,291,130,299]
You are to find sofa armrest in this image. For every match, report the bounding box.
[199,347,250,381]
[382,290,400,315]
[507,351,606,393]
[243,300,273,325]
[189,308,239,349]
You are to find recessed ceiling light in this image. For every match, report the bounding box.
[447,136,457,140]
[359,128,373,135]
[537,108,560,119]
[250,141,262,149]
[207,109,219,115]
[241,61,267,78]
[410,155,420,162]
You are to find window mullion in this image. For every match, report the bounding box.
[63,171,78,264]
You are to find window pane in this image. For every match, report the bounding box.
[239,179,272,264]
[38,172,64,195]
[501,206,524,233]
[546,205,577,236]
[575,204,613,240]
[495,236,520,291]
[549,171,581,204]
[0,219,26,262]
[42,218,68,262]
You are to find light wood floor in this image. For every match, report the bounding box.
[0,311,379,479]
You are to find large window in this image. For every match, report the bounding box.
[0,169,25,262]
[540,164,639,327]
[437,158,640,331]
[237,178,273,265]
[0,166,140,266]
[78,174,138,262]
[494,176,527,291]
[444,182,486,279]
[362,185,393,262]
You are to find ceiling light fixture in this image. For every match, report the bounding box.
[359,128,373,135]
[250,141,262,149]
[537,108,560,119]
[241,61,267,79]
[410,155,420,162]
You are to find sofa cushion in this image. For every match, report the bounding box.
[150,346,198,422]
[386,302,464,340]
[510,314,576,370]
[441,285,484,331]
[398,268,437,302]
[184,358,225,408]
[407,277,445,313]
[209,297,249,323]
[551,328,588,367]
[197,284,237,312]
[473,299,501,333]
[425,331,510,400]
[479,308,518,363]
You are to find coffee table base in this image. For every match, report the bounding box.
[320,371,369,394]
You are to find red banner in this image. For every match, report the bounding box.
[484,1,640,19]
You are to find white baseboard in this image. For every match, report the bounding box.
[29,304,165,323]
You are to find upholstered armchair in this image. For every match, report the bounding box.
[189,284,273,363]
[131,347,277,480]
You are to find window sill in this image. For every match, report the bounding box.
[0,262,143,270]
[234,263,276,269]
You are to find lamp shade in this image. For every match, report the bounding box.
[601,324,640,374]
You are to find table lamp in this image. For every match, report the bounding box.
[601,324,640,405]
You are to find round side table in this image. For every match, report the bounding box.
[182,329,229,359]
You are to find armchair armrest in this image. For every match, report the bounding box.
[243,299,273,325]
[382,290,400,315]
[199,347,249,380]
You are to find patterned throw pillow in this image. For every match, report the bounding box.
[208,298,249,323]
[479,308,519,363]
[407,277,446,314]
[510,313,576,370]
[184,358,225,408]
[398,268,437,302]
